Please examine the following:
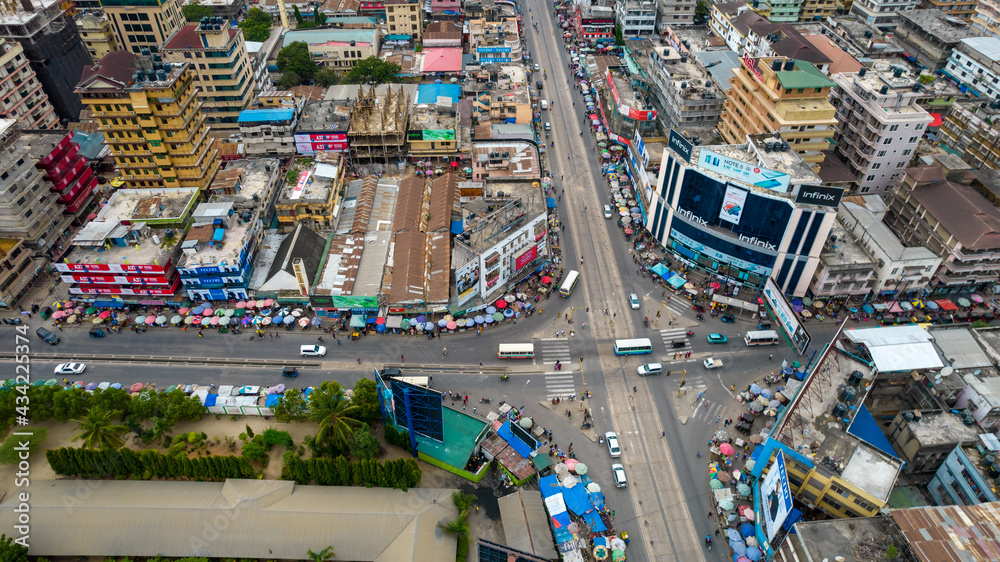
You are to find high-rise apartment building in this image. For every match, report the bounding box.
[0,39,57,129]
[850,0,920,30]
[943,37,1000,102]
[0,121,66,249]
[162,20,254,131]
[830,69,932,194]
[972,0,1000,36]
[384,0,422,40]
[75,50,220,191]
[0,0,92,121]
[103,0,184,55]
[718,57,837,166]
[940,101,1000,170]
[76,13,119,61]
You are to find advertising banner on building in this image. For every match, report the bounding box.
[794,185,845,208]
[760,451,794,543]
[514,244,538,272]
[606,68,657,122]
[700,149,790,192]
[762,278,811,354]
[668,129,693,162]
[456,259,481,306]
[633,128,650,167]
[719,185,748,225]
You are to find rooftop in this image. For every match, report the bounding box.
[410,105,457,132]
[280,158,339,203]
[909,180,1000,251]
[821,221,874,267]
[0,0,61,26]
[958,36,1000,61]
[162,24,238,50]
[463,180,546,253]
[692,135,821,187]
[774,60,835,90]
[283,29,377,46]
[897,10,983,43]
[692,51,741,92]
[839,202,938,263]
[177,203,255,269]
[298,100,351,132]
[238,108,295,124]
[662,56,724,102]
[900,411,983,447]
[471,141,541,181]
[926,325,993,370]
[791,515,911,562]
[892,503,1000,561]
[802,35,862,74]
[844,325,944,373]
[331,176,397,297]
[20,130,65,161]
[211,158,280,210]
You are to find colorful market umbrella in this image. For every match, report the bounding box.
[710,479,724,489]
[719,443,735,456]
[130,383,144,392]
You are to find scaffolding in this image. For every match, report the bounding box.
[348,84,411,164]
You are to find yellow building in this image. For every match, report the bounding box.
[76,13,119,61]
[718,57,837,166]
[486,88,532,125]
[162,21,254,132]
[921,0,977,19]
[103,0,184,55]
[275,152,346,230]
[75,50,220,191]
[385,0,422,40]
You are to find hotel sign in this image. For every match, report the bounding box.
[742,52,763,82]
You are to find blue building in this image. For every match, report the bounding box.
[928,436,1000,506]
[176,202,263,301]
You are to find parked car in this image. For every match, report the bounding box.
[739,413,755,425]
[36,327,59,345]
[604,205,612,219]
[629,293,640,309]
[54,363,86,375]
[533,63,540,71]
[707,333,728,344]
[721,313,736,323]
[299,345,326,357]
[606,432,621,457]
[736,421,753,435]
[612,463,628,487]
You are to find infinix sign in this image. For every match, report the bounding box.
[738,234,777,251]
[676,207,708,226]
[795,185,844,208]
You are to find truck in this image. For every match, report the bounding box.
[703,358,724,370]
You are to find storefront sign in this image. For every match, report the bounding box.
[719,185,748,226]
[762,277,811,354]
[514,244,537,272]
[795,185,844,208]
[668,129,693,162]
[606,68,657,122]
[633,128,649,167]
[700,149,790,192]
[670,229,772,275]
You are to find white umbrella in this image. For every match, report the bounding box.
[586,482,601,493]
[291,309,302,317]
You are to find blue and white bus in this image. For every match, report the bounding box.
[613,338,653,355]
[559,270,580,297]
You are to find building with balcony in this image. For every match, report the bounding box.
[181,0,246,21]
[0,39,57,130]
[576,6,615,44]
[76,51,220,191]
[838,200,942,295]
[851,0,920,30]
[641,45,724,134]
[928,436,1000,506]
[484,88,532,124]
[76,13,119,62]
[601,67,660,138]
[469,17,521,63]
[822,16,903,59]
[919,0,976,19]
[616,0,656,37]
[972,0,1000,36]
[808,220,877,298]
[238,107,297,157]
[829,69,933,194]
[940,100,1000,170]
[102,0,184,55]
[275,152,346,230]
[176,202,263,301]
[162,21,254,131]
[408,104,458,160]
[38,131,99,220]
[0,237,44,309]
[0,0,92,121]
[56,187,200,297]
[656,0,695,27]
[944,37,1000,101]
[718,57,837,168]
[385,0,421,40]
[894,10,983,71]
[281,29,380,73]
[0,123,65,255]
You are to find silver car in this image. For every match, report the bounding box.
[612,463,628,487]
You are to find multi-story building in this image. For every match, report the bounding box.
[0,121,63,250]
[76,13,119,62]
[295,99,349,156]
[348,85,409,164]
[919,0,976,19]
[646,133,840,295]
[944,37,1000,101]
[483,89,532,124]
[656,0,695,27]
[765,0,804,22]
[409,103,458,160]
[616,0,657,37]
[972,0,1000,36]
[808,220,877,298]
[711,8,831,69]
[601,67,659,138]
[641,44,724,134]
[103,0,184,55]
[0,39,57,129]
[837,200,941,294]
[183,0,246,21]
[940,100,1000,170]
[0,237,43,309]
[39,130,99,219]
[884,411,982,475]
[829,69,932,194]
[800,0,837,20]
[468,17,522,63]
[239,107,298,157]
[894,10,982,71]
[281,30,381,73]
[275,152,346,230]
[430,0,461,19]
[176,202,263,301]
[576,6,615,43]
[161,21,254,131]
[385,0,421,40]
[719,57,837,167]
[928,437,1000,506]
[56,187,200,297]
[76,51,220,191]
[0,0,91,121]
[851,0,920,29]
[823,16,903,59]
[710,1,749,51]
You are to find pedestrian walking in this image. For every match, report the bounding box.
[769,353,773,360]
[661,431,665,437]
[401,354,405,363]
[473,407,477,414]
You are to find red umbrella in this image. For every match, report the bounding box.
[375,317,386,325]
[496,299,508,309]
[719,443,736,456]
[624,228,633,234]
[129,383,144,393]
[542,276,552,284]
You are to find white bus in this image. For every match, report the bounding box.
[745,330,780,346]
[613,338,653,355]
[498,343,536,359]
[559,270,580,297]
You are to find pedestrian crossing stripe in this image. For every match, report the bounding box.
[544,371,576,398]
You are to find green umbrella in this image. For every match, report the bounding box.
[710,479,724,489]
[166,385,178,392]
[84,306,98,315]
[737,483,752,496]
[44,378,58,386]
[400,319,411,329]
[224,309,235,316]
[31,379,45,387]
[492,312,504,322]
[235,308,246,316]
[216,309,226,317]
[2,379,15,388]
[719,499,734,511]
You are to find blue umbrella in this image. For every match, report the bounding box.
[424,323,434,331]
[283,316,294,324]
[415,315,426,323]
[376,324,386,332]
[474,315,485,324]
[366,317,377,324]
[273,314,283,323]
[484,315,494,324]
[504,309,514,317]
[760,389,774,399]
[740,522,755,538]
[727,529,741,542]
[110,383,123,389]
[438,319,448,327]
[730,540,747,556]
[849,307,858,313]
[925,301,939,310]
[486,306,497,314]
[749,383,762,395]
[862,304,875,314]
[746,546,763,561]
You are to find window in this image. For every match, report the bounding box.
[902,149,912,156]
[909,137,918,143]
[889,124,899,132]
[915,123,925,131]
[871,163,881,169]
[883,138,892,145]
[866,175,875,182]
[877,150,887,157]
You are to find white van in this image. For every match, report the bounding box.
[540,99,549,110]
[637,363,663,376]
[300,345,327,357]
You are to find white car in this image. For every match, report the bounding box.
[612,463,628,487]
[54,363,86,375]
[299,345,327,357]
[606,431,621,458]
[629,293,640,309]
[603,205,612,219]
[534,63,540,71]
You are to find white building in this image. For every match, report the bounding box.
[945,37,1000,101]
[830,67,932,195]
[838,201,942,295]
[850,0,920,30]
[615,0,657,36]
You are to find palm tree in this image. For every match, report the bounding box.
[148,416,175,445]
[306,546,336,560]
[72,409,127,450]
[308,382,364,452]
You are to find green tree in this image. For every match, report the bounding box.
[315,67,339,87]
[277,71,302,88]
[147,416,175,445]
[0,534,28,562]
[273,387,309,422]
[352,378,380,422]
[308,381,364,453]
[183,2,212,22]
[614,25,625,46]
[349,426,379,460]
[694,1,709,23]
[239,8,272,42]
[345,56,401,85]
[293,4,304,24]
[72,410,127,451]
[277,42,318,80]
[437,516,470,560]
[307,546,336,560]
[0,428,47,464]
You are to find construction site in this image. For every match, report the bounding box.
[348,85,411,165]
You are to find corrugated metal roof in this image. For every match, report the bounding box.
[892,503,1000,562]
[0,479,459,561]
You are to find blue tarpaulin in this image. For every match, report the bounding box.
[650,263,670,278]
[847,404,900,459]
[579,509,606,532]
[551,511,573,544]
[561,481,592,515]
[237,108,294,123]
[588,491,605,511]
[497,421,533,458]
[204,394,218,407]
[667,274,687,289]
[264,394,280,407]
[539,474,561,498]
[547,197,556,209]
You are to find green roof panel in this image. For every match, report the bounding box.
[775,60,836,90]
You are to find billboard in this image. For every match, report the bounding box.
[719,185,748,225]
[294,133,348,156]
[607,68,657,122]
[456,259,481,306]
[391,378,444,442]
[762,277,811,354]
[668,129,693,162]
[760,451,794,542]
[795,185,845,208]
[514,244,538,272]
[633,128,650,167]
[700,149,790,193]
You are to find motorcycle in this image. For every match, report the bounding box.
[581,422,592,429]
[706,537,712,551]
[696,313,705,321]
[480,397,491,404]
[551,397,561,404]
[643,316,649,327]
[686,330,694,336]
[499,374,510,382]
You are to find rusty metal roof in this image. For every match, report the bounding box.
[891,503,1000,562]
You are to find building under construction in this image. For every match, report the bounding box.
[348,84,410,165]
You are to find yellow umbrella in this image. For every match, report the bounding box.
[91,317,104,324]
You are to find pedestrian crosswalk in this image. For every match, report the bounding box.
[658,328,692,354]
[538,338,572,367]
[544,372,577,400]
[689,395,726,424]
